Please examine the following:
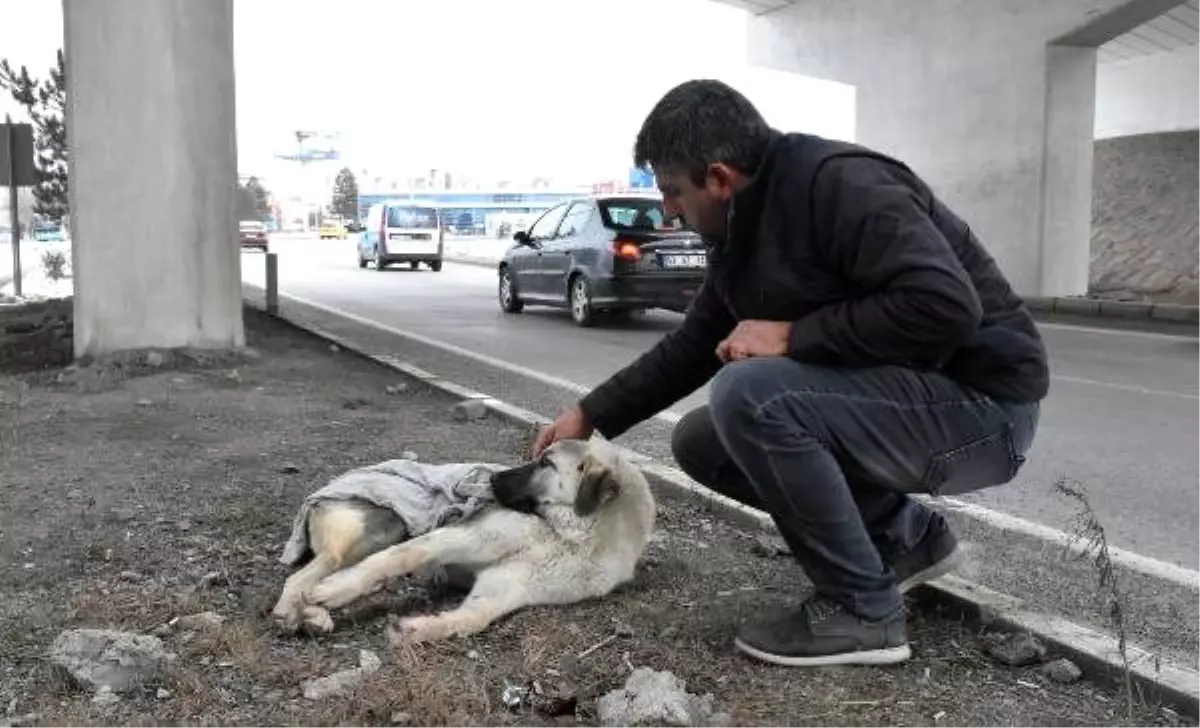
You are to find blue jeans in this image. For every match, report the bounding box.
[671,358,1039,621]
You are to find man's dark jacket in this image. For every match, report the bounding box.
[579,132,1050,440]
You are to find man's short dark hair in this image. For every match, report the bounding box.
[633,79,774,185]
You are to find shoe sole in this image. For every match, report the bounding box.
[897,544,963,595]
[734,637,912,667]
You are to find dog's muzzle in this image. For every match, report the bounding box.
[491,462,540,514]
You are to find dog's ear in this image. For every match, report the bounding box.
[574,455,621,517]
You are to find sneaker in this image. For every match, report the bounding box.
[890,515,962,594]
[734,597,911,667]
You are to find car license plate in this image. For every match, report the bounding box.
[661,253,706,269]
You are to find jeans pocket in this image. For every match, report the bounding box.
[921,424,1025,497]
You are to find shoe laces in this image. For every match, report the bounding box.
[802,597,843,624]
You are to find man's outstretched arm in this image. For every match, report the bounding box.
[576,282,735,441]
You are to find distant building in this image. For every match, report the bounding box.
[356,187,592,235]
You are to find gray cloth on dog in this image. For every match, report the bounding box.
[280,458,505,565]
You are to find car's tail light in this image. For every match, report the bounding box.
[612,240,641,262]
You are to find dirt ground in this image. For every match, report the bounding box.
[0,309,1186,727]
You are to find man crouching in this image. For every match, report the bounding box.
[532,79,1047,667]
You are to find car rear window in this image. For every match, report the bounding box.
[387,207,439,229]
[240,221,265,231]
[598,199,679,230]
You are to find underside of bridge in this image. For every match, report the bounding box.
[715,0,1198,298]
[61,0,1198,355]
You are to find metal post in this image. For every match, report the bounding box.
[5,114,21,298]
[265,251,278,315]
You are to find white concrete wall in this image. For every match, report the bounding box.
[1095,45,1200,139]
[745,0,1144,297]
[64,0,243,356]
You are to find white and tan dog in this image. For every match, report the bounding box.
[271,438,656,644]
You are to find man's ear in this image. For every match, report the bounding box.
[574,455,621,517]
[705,162,739,200]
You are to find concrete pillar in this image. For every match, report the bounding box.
[744,0,1168,298]
[64,0,243,357]
[1040,45,1099,296]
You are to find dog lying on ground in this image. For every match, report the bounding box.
[270,438,656,644]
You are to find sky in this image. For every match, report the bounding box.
[1,0,855,188]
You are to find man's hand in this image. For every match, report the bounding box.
[531,405,594,458]
[716,320,792,363]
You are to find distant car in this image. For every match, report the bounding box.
[358,201,443,272]
[497,194,707,327]
[239,220,269,252]
[319,221,347,240]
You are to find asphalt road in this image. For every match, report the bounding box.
[243,237,1200,571]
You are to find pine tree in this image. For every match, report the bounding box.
[330,167,359,221]
[237,177,271,221]
[0,50,68,223]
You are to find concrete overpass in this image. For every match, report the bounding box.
[715,0,1198,299]
[62,0,1198,355]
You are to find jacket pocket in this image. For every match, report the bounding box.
[921,424,1025,497]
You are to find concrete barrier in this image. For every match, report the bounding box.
[0,297,74,370]
[1024,295,1198,324]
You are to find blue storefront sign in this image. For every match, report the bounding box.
[628,167,656,190]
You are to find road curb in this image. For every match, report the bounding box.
[246,295,1199,719]
[1024,295,1199,324]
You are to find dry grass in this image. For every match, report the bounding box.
[0,310,1186,727]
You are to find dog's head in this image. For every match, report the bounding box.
[490,439,624,518]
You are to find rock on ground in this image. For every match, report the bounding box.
[301,649,382,701]
[175,611,225,631]
[983,632,1047,667]
[48,629,176,693]
[596,667,730,727]
[1041,657,1083,684]
[451,399,488,422]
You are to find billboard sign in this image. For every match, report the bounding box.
[274,130,341,162]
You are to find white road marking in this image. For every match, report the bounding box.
[278,288,1196,405]
[1051,374,1198,400]
[930,496,1200,590]
[270,289,1200,591]
[1037,320,1197,342]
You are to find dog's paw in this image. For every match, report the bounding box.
[270,600,305,635]
[300,605,335,635]
[310,570,374,608]
[387,615,439,645]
